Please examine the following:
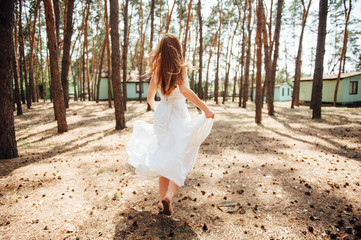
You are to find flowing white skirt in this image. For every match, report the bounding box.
[126,99,214,187]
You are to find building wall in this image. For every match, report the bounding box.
[341,75,361,103]
[252,84,292,102]
[99,78,149,100]
[278,84,292,101]
[300,80,344,103]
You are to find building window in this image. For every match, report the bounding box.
[350,81,358,95]
[136,82,143,93]
[287,88,290,96]
[282,88,284,97]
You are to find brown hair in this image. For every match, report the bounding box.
[147,33,191,96]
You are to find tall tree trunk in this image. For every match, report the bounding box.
[53,0,61,56]
[138,0,144,103]
[45,50,49,102]
[250,44,256,101]
[267,0,284,116]
[238,2,247,107]
[291,0,312,109]
[13,7,23,115]
[197,0,203,99]
[72,61,78,101]
[96,40,106,103]
[84,2,91,101]
[214,1,222,104]
[43,0,68,133]
[0,0,18,159]
[182,0,193,59]
[147,0,155,111]
[29,0,41,104]
[179,0,183,39]
[255,0,263,124]
[232,70,238,102]
[61,0,75,108]
[165,0,176,33]
[224,7,240,104]
[18,0,25,104]
[191,21,198,91]
[110,0,126,129]
[242,0,252,108]
[82,44,86,100]
[19,0,31,108]
[123,0,130,110]
[311,0,328,119]
[104,0,112,108]
[333,0,351,106]
[205,31,217,102]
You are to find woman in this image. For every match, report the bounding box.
[127,33,215,215]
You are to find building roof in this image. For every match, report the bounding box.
[300,72,361,81]
[101,70,150,82]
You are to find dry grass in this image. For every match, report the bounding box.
[0,100,360,240]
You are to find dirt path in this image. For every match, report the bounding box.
[0,100,360,240]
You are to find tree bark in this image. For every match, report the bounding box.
[147,0,155,111]
[255,0,263,124]
[238,2,247,107]
[267,0,284,116]
[165,0,176,33]
[0,0,18,159]
[311,0,328,119]
[205,31,217,102]
[104,0,112,108]
[197,0,203,99]
[53,0,61,55]
[19,0,31,108]
[96,39,106,103]
[138,0,144,103]
[84,2,91,101]
[43,0,68,133]
[110,0,126,129]
[191,21,198,91]
[291,0,312,108]
[61,0,75,108]
[13,10,22,115]
[242,0,253,108]
[182,0,193,59]
[223,7,240,104]
[29,0,41,104]
[123,0,129,110]
[333,0,351,106]
[18,0,25,104]
[214,1,222,104]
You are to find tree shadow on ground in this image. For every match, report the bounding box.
[113,209,199,240]
[181,162,361,239]
[0,128,117,177]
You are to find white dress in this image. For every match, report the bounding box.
[126,83,214,187]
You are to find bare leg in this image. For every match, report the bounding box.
[159,176,169,203]
[162,180,179,215]
[165,181,179,201]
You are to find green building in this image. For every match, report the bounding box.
[299,72,361,106]
[99,70,150,100]
[252,83,292,101]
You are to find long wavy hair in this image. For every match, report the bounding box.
[147,33,191,96]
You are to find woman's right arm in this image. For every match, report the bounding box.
[178,79,215,119]
[147,74,158,110]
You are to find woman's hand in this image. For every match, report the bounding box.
[204,109,215,119]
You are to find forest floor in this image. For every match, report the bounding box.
[0,100,360,240]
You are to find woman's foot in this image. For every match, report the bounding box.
[157,202,164,212]
[161,195,173,215]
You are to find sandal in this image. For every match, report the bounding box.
[161,197,172,216]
